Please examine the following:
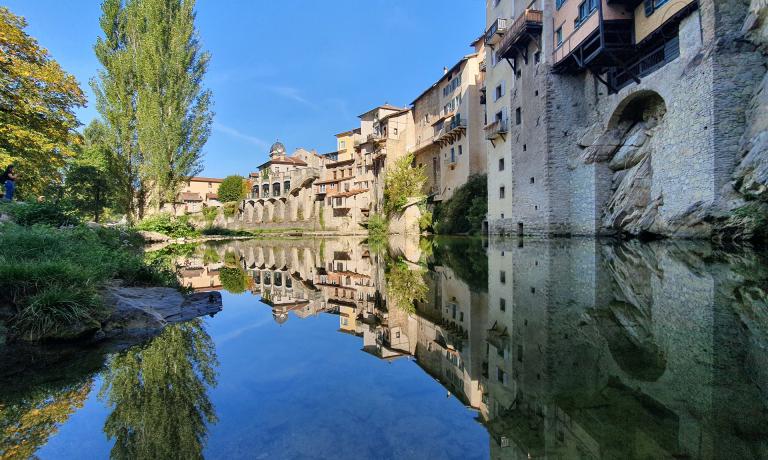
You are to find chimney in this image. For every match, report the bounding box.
[443,66,448,75]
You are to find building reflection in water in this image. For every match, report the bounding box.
[176,236,768,459]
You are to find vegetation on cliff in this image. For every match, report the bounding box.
[383,153,427,216]
[433,174,487,235]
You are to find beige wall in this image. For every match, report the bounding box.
[634,0,697,43]
[553,0,632,63]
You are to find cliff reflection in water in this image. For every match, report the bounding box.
[177,236,768,459]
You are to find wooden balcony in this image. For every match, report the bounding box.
[484,18,508,46]
[436,115,467,145]
[496,10,543,62]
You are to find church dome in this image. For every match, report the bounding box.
[269,141,286,158]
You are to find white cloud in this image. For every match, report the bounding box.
[266,85,318,109]
[213,122,269,149]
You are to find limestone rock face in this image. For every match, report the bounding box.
[580,120,633,164]
[734,72,768,201]
[603,156,659,235]
[101,287,222,339]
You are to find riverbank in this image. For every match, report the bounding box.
[0,203,222,344]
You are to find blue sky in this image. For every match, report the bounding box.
[5,1,484,177]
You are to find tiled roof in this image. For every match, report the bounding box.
[179,192,203,202]
[189,176,224,183]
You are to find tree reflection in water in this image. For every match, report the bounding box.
[99,319,218,460]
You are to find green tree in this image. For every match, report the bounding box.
[0,7,87,198]
[92,0,141,221]
[383,153,427,216]
[217,175,246,203]
[130,0,213,212]
[64,120,119,222]
[100,320,218,460]
[92,0,213,217]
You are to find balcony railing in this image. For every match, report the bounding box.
[496,10,543,61]
[484,18,508,45]
[484,119,509,140]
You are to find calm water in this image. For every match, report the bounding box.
[1,236,767,459]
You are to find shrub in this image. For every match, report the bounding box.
[434,174,487,234]
[219,267,247,294]
[383,153,427,216]
[419,210,433,233]
[136,213,198,238]
[202,206,218,228]
[386,259,428,314]
[222,202,238,218]
[0,201,79,227]
[367,214,388,240]
[218,175,246,203]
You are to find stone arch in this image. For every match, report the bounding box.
[602,90,667,236]
[607,90,667,131]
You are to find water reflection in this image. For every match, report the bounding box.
[174,236,768,459]
[1,236,766,458]
[99,320,218,460]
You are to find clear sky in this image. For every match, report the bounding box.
[4,0,484,178]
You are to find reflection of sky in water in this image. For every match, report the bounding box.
[37,289,489,460]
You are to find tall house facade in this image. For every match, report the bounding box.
[485,0,764,237]
[484,0,516,228]
[411,39,487,202]
[356,105,414,214]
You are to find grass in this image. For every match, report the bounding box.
[0,223,178,342]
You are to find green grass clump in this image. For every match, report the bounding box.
[0,223,178,341]
[0,201,79,227]
[136,213,199,238]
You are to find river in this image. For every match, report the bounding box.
[1,236,766,459]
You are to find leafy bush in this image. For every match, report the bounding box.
[222,202,238,218]
[419,210,433,233]
[386,259,428,314]
[218,175,246,203]
[434,174,487,234]
[0,201,79,227]
[367,214,388,238]
[383,153,427,216]
[136,213,198,238]
[219,267,247,294]
[202,206,218,227]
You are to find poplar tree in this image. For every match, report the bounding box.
[130,0,212,212]
[92,0,141,220]
[93,0,213,218]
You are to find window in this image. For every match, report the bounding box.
[458,145,463,156]
[393,127,398,136]
[534,52,541,64]
[495,82,505,101]
[530,177,535,184]
[556,0,566,9]
[499,186,505,199]
[500,271,506,284]
[645,0,670,16]
[499,158,505,171]
[450,147,456,163]
[576,0,598,27]
[497,368,505,382]
[500,298,506,312]
[395,331,400,339]
[340,140,346,149]
[515,107,522,125]
[556,26,563,46]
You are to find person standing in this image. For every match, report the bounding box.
[2,165,17,201]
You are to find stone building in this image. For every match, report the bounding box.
[485,0,766,238]
[411,38,487,202]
